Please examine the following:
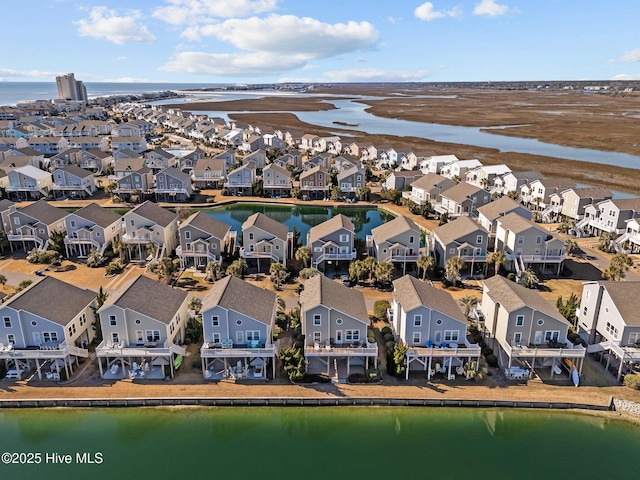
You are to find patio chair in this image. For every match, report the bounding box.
[110,364,118,375]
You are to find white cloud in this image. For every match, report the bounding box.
[473,0,509,17]
[188,15,378,59]
[153,0,279,25]
[160,51,308,76]
[75,7,156,45]
[322,68,430,82]
[618,49,640,63]
[610,73,640,80]
[0,68,61,78]
[414,3,445,21]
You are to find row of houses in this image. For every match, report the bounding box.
[3,269,638,384]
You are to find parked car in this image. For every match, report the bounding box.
[4,369,19,379]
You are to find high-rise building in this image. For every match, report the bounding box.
[56,73,88,105]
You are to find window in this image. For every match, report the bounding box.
[7,334,15,345]
[246,331,260,342]
[109,315,117,326]
[449,248,456,255]
[313,332,322,343]
[135,319,141,325]
[3,317,11,328]
[211,316,219,327]
[583,306,587,316]
[412,332,421,344]
[70,220,76,228]
[249,233,254,240]
[436,319,443,326]
[517,236,524,244]
[13,217,20,225]
[111,332,119,344]
[235,319,242,326]
[345,330,360,341]
[340,234,349,242]
[212,333,221,344]
[409,236,414,244]
[413,315,422,327]
[605,322,619,339]
[514,332,522,345]
[185,231,191,240]
[313,314,321,326]
[145,330,161,342]
[136,331,144,344]
[536,236,542,244]
[336,318,343,325]
[516,315,524,327]
[629,333,640,345]
[537,319,544,326]
[43,332,58,343]
[31,321,37,326]
[444,330,459,342]
[68,324,77,336]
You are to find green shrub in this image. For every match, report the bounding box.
[623,373,640,390]
[507,273,516,281]
[481,347,494,358]
[105,259,124,275]
[485,354,498,367]
[373,300,391,319]
[385,340,395,352]
[206,197,215,203]
[381,326,392,336]
[383,333,394,342]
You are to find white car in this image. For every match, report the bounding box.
[4,369,19,380]
[340,274,350,285]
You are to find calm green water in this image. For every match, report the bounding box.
[0,407,638,480]
[205,203,394,240]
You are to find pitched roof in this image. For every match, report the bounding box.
[7,276,95,326]
[59,164,93,178]
[410,173,451,190]
[440,182,484,203]
[72,202,121,227]
[180,211,230,240]
[392,275,466,322]
[157,167,191,182]
[483,275,567,324]
[243,212,288,240]
[201,275,276,325]
[533,177,575,189]
[130,201,177,227]
[300,274,368,323]
[0,199,15,210]
[433,216,487,245]
[609,198,640,211]
[194,157,226,171]
[371,215,420,243]
[115,157,145,171]
[496,212,546,234]
[599,281,640,326]
[506,170,543,180]
[308,214,354,244]
[13,165,50,179]
[561,187,612,199]
[19,200,67,224]
[477,196,527,221]
[105,275,187,324]
[264,162,290,177]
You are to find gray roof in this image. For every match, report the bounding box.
[157,167,191,182]
[534,177,575,189]
[19,201,67,225]
[496,212,546,234]
[371,215,420,244]
[598,282,640,326]
[392,275,466,322]
[308,214,354,244]
[0,199,15,210]
[106,275,187,324]
[477,196,528,221]
[609,198,640,211]
[7,276,95,326]
[410,173,451,190]
[201,275,276,325]
[440,182,484,203]
[59,164,93,178]
[506,171,543,181]
[483,275,568,324]
[433,216,488,246]
[194,157,226,171]
[561,187,612,200]
[301,274,368,323]
[180,211,230,240]
[263,163,291,177]
[72,202,121,228]
[243,212,288,240]
[130,201,177,227]
[116,157,145,171]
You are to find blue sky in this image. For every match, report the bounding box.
[2,0,640,83]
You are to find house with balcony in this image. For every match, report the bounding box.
[50,148,111,173]
[242,149,267,170]
[299,165,330,200]
[5,165,52,201]
[556,187,612,223]
[154,167,192,203]
[0,199,16,234]
[495,170,544,197]
[240,212,290,270]
[177,211,234,268]
[0,137,29,150]
[440,158,482,180]
[402,173,456,206]
[63,202,122,258]
[224,163,256,196]
[95,275,188,380]
[390,275,481,381]
[432,216,489,275]
[419,154,459,175]
[28,136,69,155]
[481,275,586,379]
[581,198,640,238]
[382,170,423,192]
[368,215,421,274]
[617,218,640,254]
[337,165,366,199]
[178,147,207,172]
[7,200,66,252]
[144,148,177,171]
[273,151,302,170]
[578,281,640,380]
[113,159,153,202]
[494,212,566,276]
[67,136,109,152]
[52,165,96,199]
[200,275,277,380]
[0,277,95,381]
[301,274,378,382]
[307,214,356,272]
[191,157,227,189]
[262,163,292,198]
[122,200,178,262]
[520,178,575,210]
[111,136,147,155]
[477,196,532,236]
[465,164,512,190]
[434,182,490,218]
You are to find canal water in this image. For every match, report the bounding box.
[204,203,395,240]
[0,407,638,480]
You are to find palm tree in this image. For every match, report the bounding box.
[564,239,578,256]
[205,260,221,282]
[0,273,6,286]
[86,248,104,268]
[416,254,434,280]
[145,242,157,261]
[188,297,202,314]
[445,256,466,283]
[459,295,479,319]
[374,261,395,287]
[112,238,127,263]
[299,267,321,280]
[157,257,180,284]
[90,286,109,342]
[269,262,289,290]
[226,258,246,278]
[521,268,539,289]
[363,256,378,283]
[349,259,366,284]
[295,246,312,268]
[603,253,633,281]
[276,298,286,313]
[487,250,507,276]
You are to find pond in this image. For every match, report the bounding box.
[204,203,395,240]
[0,407,638,480]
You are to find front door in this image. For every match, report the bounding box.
[335,330,343,344]
[514,332,522,345]
[534,331,543,345]
[33,332,42,345]
[236,331,244,345]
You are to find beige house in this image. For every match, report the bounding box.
[477,196,532,235]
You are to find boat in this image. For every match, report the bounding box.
[563,358,579,387]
